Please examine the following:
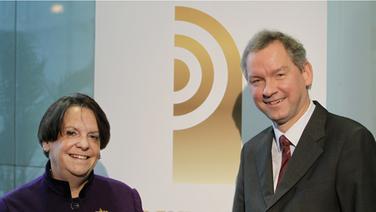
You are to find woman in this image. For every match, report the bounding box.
[0,93,143,211]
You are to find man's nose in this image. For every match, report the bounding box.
[262,80,277,98]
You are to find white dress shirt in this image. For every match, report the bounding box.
[271,101,315,191]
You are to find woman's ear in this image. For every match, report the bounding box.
[42,142,50,152]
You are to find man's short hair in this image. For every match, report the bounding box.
[241,30,307,80]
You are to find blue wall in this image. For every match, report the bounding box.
[327,1,376,136]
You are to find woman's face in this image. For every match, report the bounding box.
[43,106,100,181]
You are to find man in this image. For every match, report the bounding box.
[233,30,376,212]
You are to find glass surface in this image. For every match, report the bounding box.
[15,166,45,188]
[0,1,95,196]
[0,165,15,195]
[0,1,16,167]
[15,1,95,167]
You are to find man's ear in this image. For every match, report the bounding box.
[302,61,313,89]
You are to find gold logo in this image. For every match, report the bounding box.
[173,6,242,183]
[96,208,108,212]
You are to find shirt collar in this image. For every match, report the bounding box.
[44,160,95,199]
[273,101,315,151]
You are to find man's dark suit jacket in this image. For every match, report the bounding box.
[233,101,376,212]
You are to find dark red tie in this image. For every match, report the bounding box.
[277,135,291,185]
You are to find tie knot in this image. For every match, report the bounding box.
[279,135,290,148]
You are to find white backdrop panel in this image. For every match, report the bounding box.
[95,2,326,212]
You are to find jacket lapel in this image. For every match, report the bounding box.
[254,127,275,206]
[266,101,327,210]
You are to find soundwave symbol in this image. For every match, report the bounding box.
[173,6,241,131]
[173,6,242,183]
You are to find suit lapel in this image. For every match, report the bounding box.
[254,127,275,206]
[266,101,327,210]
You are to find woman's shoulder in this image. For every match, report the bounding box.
[2,175,45,199]
[0,175,45,211]
[91,175,142,211]
[91,175,142,207]
[93,174,137,193]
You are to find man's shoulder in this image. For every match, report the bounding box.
[328,114,375,146]
[314,101,364,126]
[326,110,370,133]
[313,101,374,141]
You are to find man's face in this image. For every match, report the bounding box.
[246,41,312,131]
[43,106,100,181]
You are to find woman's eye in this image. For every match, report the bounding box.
[89,134,100,141]
[66,130,77,136]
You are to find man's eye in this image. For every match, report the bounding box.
[276,70,288,79]
[250,79,261,85]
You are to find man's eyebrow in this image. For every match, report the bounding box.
[271,66,288,74]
